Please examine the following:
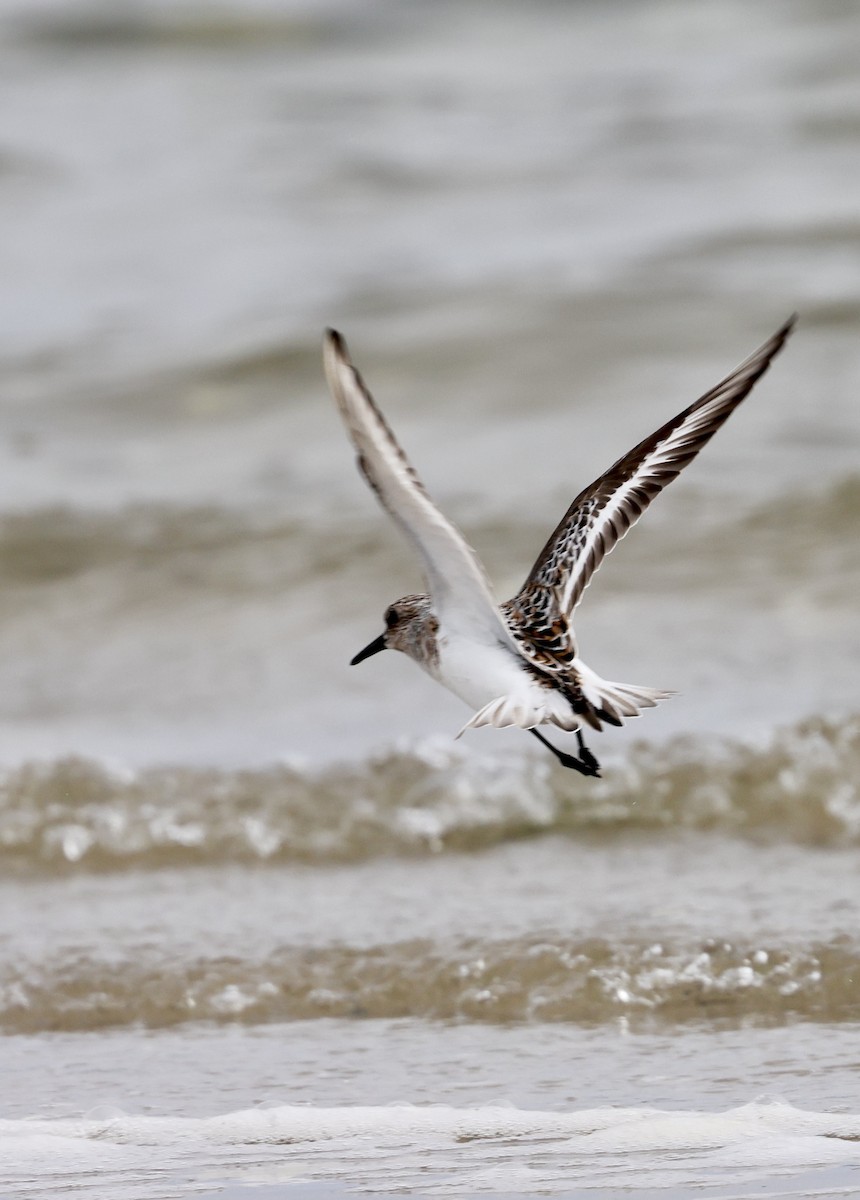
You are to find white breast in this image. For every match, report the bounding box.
[431,633,579,732]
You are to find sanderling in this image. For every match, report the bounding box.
[324,317,795,776]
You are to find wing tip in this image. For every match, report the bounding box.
[323,328,359,411]
[775,312,799,345]
[740,312,798,377]
[323,326,348,360]
[732,311,798,396]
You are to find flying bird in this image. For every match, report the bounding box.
[324,317,795,776]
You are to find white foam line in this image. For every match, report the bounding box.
[1,1099,859,1152]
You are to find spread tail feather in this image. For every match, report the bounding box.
[575,660,675,731]
[455,666,674,739]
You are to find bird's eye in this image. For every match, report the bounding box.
[385,609,399,629]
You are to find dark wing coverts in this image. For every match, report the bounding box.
[515,316,796,622]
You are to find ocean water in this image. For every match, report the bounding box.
[1,0,859,1196]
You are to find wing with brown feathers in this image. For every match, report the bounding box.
[513,316,796,626]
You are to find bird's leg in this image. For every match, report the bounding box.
[530,728,601,777]
[575,729,601,776]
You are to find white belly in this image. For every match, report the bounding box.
[434,635,531,707]
[429,633,578,731]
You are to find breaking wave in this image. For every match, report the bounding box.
[0,715,857,874]
[2,931,857,1033]
[5,1099,860,1200]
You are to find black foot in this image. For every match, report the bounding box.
[575,731,601,776]
[530,728,601,777]
[553,749,601,777]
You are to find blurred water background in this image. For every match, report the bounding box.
[1,0,859,1196]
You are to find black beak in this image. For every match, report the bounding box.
[350,634,387,666]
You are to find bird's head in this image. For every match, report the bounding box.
[351,593,436,665]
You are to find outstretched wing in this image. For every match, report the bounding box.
[324,329,516,649]
[516,316,796,620]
